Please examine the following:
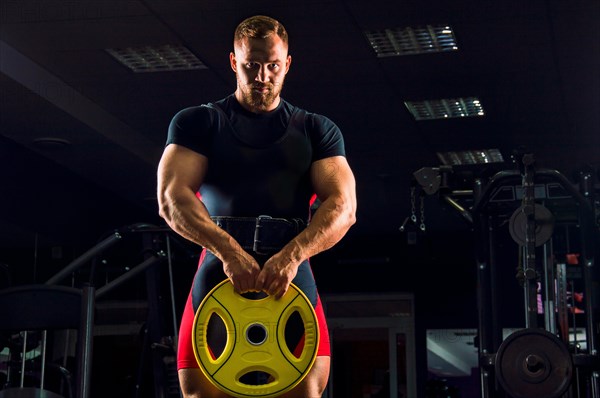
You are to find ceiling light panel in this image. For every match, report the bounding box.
[404,97,485,121]
[106,44,207,73]
[437,149,504,166]
[365,25,458,57]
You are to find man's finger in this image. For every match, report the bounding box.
[255,273,265,292]
[275,284,288,299]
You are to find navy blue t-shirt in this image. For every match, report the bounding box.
[166,94,345,221]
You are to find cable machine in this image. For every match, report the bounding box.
[412,153,600,398]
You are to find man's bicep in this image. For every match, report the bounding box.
[310,156,356,201]
[158,143,208,192]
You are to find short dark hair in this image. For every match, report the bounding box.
[234,15,288,47]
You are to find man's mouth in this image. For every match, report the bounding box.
[252,85,270,93]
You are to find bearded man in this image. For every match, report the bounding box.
[157,15,357,398]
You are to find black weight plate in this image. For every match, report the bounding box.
[495,328,572,398]
[509,204,554,247]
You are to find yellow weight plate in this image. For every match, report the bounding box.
[192,279,319,397]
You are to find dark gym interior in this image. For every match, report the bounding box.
[1,1,599,397]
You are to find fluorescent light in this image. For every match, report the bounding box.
[404,97,485,121]
[437,149,504,166]
[365,24,458,57]
[106,44,207,73]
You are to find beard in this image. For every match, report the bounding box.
[237,76,284,112]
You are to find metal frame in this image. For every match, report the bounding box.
[413,158,600,397]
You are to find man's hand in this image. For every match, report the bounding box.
[222,248,262,294]
[255,252,300,298]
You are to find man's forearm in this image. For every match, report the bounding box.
[159,190,244,262]
[283,194,356,264]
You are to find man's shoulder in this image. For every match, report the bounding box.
[303,110,340,132]
[285,100,332,120]
[280,100,332,125]
[210,94,235,111]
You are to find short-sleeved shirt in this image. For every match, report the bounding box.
[166,94,345,220]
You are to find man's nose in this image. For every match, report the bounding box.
[255,65,268,82]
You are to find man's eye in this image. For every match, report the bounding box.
[269,64,279,70]
[245,63,258,69]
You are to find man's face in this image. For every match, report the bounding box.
[230,35,291,113]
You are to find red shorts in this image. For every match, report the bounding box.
[177,252,330,370]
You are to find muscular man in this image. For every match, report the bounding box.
[157,15,356,398]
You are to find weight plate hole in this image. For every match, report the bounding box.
[206,312,227,359]
[284,310,306,358]
[524,354,546,376]
[246,323,268,346]
[241,291,268,300]
[239,371,273,386]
